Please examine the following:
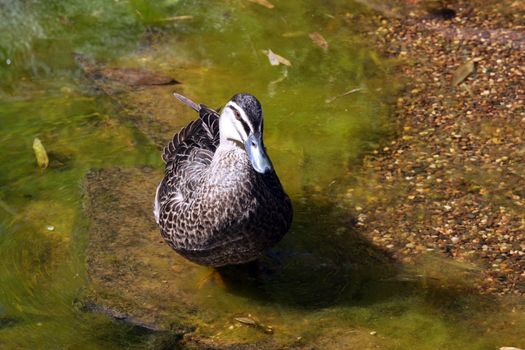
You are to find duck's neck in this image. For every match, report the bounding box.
[214,139,248,165]
[208,140,252,185]
[218,138,242,150]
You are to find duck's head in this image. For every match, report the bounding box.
[219,93,273,174]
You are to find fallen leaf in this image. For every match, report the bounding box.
[33,138,49,169]
[452,60,474,86]
[263,49,291,67]
[309,32,329,50]
[247,0,274,9]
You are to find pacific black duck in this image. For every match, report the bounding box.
[154,93,293,267]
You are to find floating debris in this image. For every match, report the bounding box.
[247,0,274,9]
[451,60,475,86]
[263,49,291,67]
[46,225,55,231]
[309,32,329,50]
[32,138,49,169]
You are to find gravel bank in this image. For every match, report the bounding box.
[356,0,524,295]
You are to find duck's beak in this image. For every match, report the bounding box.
[245,132,273,174]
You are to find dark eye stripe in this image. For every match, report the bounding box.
[239,119,251,136]
[230,106,252,135]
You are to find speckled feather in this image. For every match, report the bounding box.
[155,100,292,266]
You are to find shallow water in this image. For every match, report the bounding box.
[0,0,523,349]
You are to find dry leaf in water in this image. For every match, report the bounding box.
[263,49,291,67]
[309,32,329,50]
[247,0,274,9]
[234,317,257,325]
[33,138,49,169]
[452,60,474,86]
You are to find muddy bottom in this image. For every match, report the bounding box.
[82,167,398,348]
[81,167,525,350]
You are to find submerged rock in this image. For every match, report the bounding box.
[75,53,180,89]
[81,167,395,349]
[82,167,290,349]
[83,167,200,331]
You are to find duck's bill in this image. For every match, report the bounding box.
[245,133,273,174]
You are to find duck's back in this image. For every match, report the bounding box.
[155,106,219,215]
[154,102,292,266]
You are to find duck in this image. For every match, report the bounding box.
[154,93,293,267]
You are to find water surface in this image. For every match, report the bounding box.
[0,0,523,349]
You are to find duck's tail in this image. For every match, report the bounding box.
[173,93,200,111]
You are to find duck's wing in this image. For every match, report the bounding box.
[162,104,219,164]
[159,96,220,201]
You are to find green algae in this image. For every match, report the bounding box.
[0,0,524,349]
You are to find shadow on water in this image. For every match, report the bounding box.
[217,195,392,308]
[215,192,502,321]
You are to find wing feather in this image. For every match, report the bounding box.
[162,104,219,163]
[158,97,220,203]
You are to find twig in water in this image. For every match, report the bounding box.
[325,88,363,103]
[158,15,193,22]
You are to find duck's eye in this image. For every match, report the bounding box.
[233,109,241,121]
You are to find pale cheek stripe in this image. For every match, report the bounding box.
[228,104,252,137]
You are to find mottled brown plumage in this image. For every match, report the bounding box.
[154,93,292,266]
